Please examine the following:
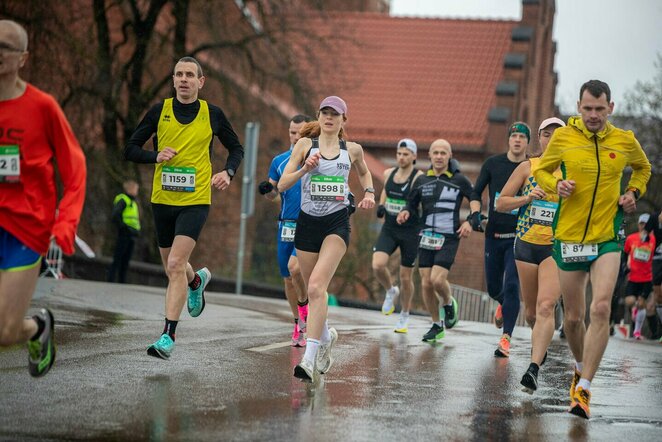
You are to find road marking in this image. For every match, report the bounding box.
[247,341,292,352]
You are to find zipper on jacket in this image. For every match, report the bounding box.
[581,136,601,243]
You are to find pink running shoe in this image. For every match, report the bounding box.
[291,323,306,347]
[633,331,643,340]
[297,303,308,333]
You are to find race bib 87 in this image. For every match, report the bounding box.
[560,242,598,263]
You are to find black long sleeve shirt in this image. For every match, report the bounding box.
[124,98,244,172]
[470,153,523,237]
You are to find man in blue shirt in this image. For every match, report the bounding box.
[259,114,311,346]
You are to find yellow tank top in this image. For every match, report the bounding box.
[151,98,213,205]
[516,157,561,245]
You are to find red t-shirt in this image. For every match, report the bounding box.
[624,232,656,283]
[0,84,86,255]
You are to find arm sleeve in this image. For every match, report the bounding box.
[470,161,490,202]
[533,136,564,193]
[625,136,652,197]
[460,174,474,201]
[211,105,244,172]
[47,98,87,255]
[123,104,161,163]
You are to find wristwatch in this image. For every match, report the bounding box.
[225,168,235,180]
[364,187,375,193]
[627,187,640,200]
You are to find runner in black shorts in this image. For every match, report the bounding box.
[624,213,657,339]
[124,56,244,359]
[397,139,473,342]
[372,138,422,333]
[279,96,375,382]
[643,210,662,341]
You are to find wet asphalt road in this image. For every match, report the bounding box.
[1,279,661,441]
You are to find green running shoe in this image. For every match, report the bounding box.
[187,267,211,317]
[443,297,459,329]
[147,334,175,359]
[28,308,56,377]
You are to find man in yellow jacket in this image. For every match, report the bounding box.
[535,80,651,419]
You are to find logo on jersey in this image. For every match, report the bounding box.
[337,163,350,171]
[401,182,409,192]
[163,114,171,122]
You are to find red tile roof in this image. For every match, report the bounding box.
[305,13,517,149]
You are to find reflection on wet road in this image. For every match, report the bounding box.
[1,279,661,441]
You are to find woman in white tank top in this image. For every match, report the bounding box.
[278,96,375,382]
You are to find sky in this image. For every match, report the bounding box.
[390,0,662,115]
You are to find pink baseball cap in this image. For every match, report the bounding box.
[319,96,347,115]
[538,117,565,133]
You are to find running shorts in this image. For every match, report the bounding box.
[295,208,350,253]
[151,203,210,248]
[373,225,419,268]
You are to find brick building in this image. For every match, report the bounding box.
[282,0,560,292]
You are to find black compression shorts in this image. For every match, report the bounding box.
[151,203,209,248]
[514,237,553,265]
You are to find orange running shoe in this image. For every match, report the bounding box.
[570,368,581,401]
[494,334,511,357]
[569,386,591,419]
[494,304,504,328]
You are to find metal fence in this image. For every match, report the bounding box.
[451,283,527,326]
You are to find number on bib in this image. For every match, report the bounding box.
[280,221,296,242]
[560,242,598,263]
[310,175,345,201]
[162,166,196,192]
[385,197,406,216]
[633,247,651,262]
[419,229,445,251]
[530,200,558,226]
[0,145,20,183]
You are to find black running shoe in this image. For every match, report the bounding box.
[443,297,459,329]
[521,367,539,394]
[28,308,56,377]
[422,323,445,342]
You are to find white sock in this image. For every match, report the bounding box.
[577,378,591,391]
[400,311,410,318]
[303,339,320,364]
[388,286,398,295]
[634,308,646,333]
[434,321,442,327]
[575,361,583,373]
[320,321,331,344]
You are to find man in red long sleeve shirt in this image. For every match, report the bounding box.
[0,20,87,377]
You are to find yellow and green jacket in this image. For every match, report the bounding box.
[534,117,651,244]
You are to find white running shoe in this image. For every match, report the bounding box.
[316,327,338,374]
[381,286,400,315]
[294,358,316,382]
[394,315,409,333]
